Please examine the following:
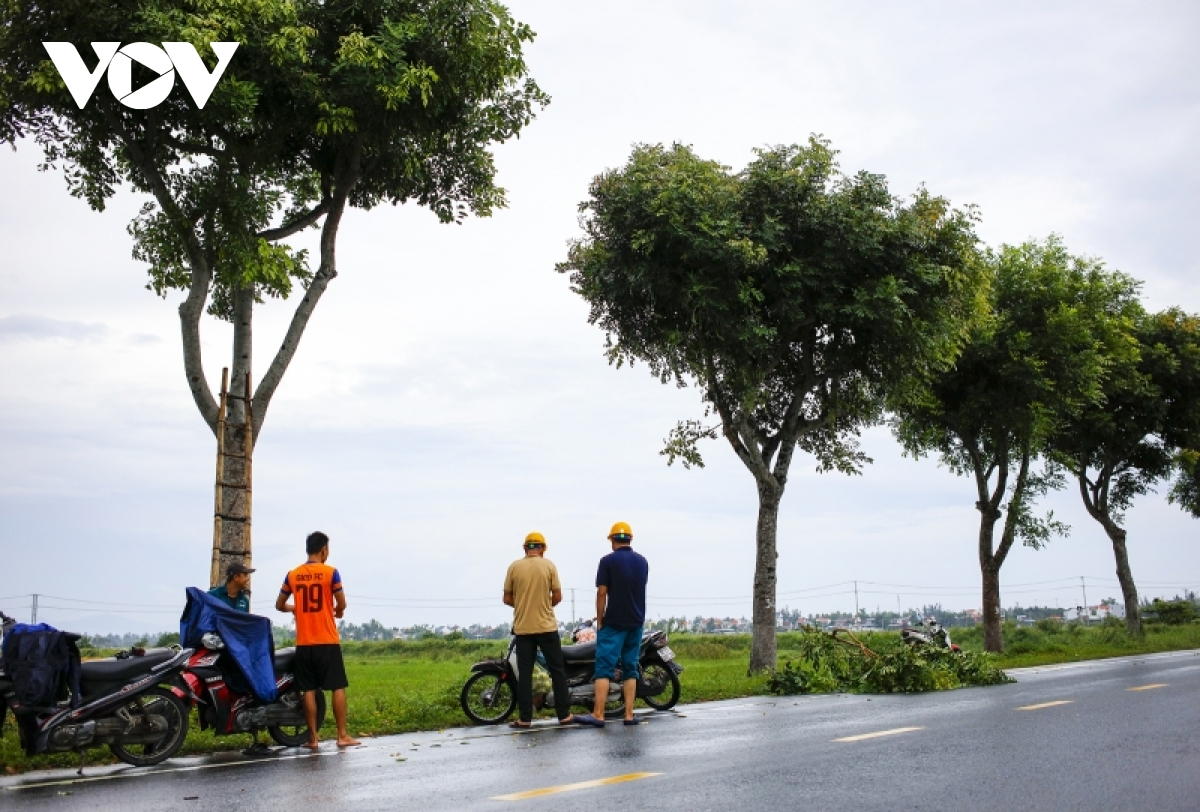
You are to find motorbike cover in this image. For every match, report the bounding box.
[180,587,277,702]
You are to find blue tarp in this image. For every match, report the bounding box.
[179,587,277,702]
[2,623,82,708]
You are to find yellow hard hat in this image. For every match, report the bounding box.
[524,531,546,548]
[608,521,632,541]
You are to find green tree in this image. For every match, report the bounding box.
[1048,308,1200,636]
[0,0,547,583]
[1168,448,1200,517]
[893,238,1136,652]
[559,139,984,672]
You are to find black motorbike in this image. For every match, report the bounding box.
[1,620,192,768]
[460,629,683,724]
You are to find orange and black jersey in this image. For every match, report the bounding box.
[280,563,343,646]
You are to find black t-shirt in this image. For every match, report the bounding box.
[596,547,649,628]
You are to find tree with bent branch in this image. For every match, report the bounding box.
[0,0,547,582]
[559,139,984,673]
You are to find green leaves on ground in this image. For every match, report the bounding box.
[766,628,1012,695]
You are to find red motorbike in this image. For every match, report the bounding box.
[176,632,325,749]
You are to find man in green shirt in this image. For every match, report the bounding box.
[208,562,254,612]
[502,532,576,728]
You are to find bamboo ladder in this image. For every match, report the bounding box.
[209,368,254,588]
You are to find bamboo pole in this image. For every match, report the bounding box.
[209,368,230,588]
[243,371,254,604]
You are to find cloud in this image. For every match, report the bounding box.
[0,313,108,342]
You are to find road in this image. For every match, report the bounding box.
[3,649,1198,811]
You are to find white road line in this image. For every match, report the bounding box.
[5,750,341,791]
[833,727,923,743]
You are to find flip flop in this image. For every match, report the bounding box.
[573,713,605,728]
[508,720,532,729]
[623,719,641,726]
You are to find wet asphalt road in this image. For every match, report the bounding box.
[3,649,1198,811]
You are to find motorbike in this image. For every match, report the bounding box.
[900,617,961,652]
[460,628,683,724]
[0,611,15,732]
[2,634,192,768]
[175,632,325,748]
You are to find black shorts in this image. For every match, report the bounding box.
[293,644,348,692]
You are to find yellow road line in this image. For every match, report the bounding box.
[1128,683,1168,691]
[492,772,662,801]
[1016,700,1073,711]
[833,727,923,743]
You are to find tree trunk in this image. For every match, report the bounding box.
[749,481,782,674]
[1102,520,1143,637]
[1077,470,1143,637]
[977,509,1004,653]
[209,286,255,598]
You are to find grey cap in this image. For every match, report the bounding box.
[225,562,256,578]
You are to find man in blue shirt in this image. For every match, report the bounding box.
[575,521,648,728]
[207,562,254,612]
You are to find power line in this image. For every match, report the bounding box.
[34,604,180,615]
[36,594,181,609]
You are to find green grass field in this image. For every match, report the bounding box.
[4,621,1198,774]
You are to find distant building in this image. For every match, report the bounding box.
[1062,603,1124,622]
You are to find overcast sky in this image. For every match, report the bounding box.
[1,1,1198,634]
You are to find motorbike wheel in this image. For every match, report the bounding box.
[460,672,516,725]
[108,686,190,767]
[638,662,681,711]
[268,689,327,747]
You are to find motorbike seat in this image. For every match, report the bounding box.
[80,648,175,682]
[273,646,296,675]
[560,640,596,661]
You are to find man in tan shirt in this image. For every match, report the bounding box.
[502,532,576,727]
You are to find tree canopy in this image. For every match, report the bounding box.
[893,237,1138,651]
[1047,306,1200,635]
[1,0,546,586]
[560,138,985,671]
[0,0,547,435]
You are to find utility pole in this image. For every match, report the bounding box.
[1080,576,1089,624]
[854,581,860,621]
[31,593,38,624]
[570,588,576,627]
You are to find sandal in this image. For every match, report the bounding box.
[574,713,605,728]
[508,720,532,729]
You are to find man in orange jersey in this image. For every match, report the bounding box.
[276,531,360,749]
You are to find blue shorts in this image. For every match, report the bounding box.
[594,624,642,682]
